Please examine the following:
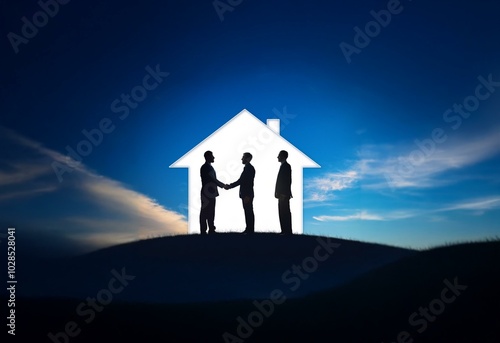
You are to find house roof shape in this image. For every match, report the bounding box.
[170,109,320,169]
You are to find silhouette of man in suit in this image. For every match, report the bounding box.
[225,152,255,234]
[275,150,292,235]
[200,151,226,235]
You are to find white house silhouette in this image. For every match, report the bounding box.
[170,109,320,234]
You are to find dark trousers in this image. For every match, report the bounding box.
[200,195,216,234]
[278,198,292,234]
[242,197,255,233]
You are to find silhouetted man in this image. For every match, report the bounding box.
[275,150,292,235]
[225,152,255,234]
[200,151,226,235]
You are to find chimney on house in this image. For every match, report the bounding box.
[267,119,280,135]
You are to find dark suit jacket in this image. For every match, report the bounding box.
[200,163,224,198]
[275,161,292,198]
[229,163,255,198]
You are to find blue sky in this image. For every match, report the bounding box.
[1,0,499,255]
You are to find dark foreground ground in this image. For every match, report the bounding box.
[3,236,500,342]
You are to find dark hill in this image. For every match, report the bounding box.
[8,241,500,343]
[9,236,498,342]
[255,240,500,342]
[18,233,415,303]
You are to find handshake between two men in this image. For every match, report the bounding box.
[200,150,292,235]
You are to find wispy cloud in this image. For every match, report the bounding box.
[439,196,500,212]
[357,130,500,190]
[313,211,383,222]
[305,170,359,202]
[0,185,58,202]
[0,126,187,253]
[313,196,500,222]
[0,161,53,186]
[313,209,418,222]
[305,129,500,202]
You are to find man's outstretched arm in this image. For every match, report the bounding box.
[227,168,247,189]
[208,169,226,188]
